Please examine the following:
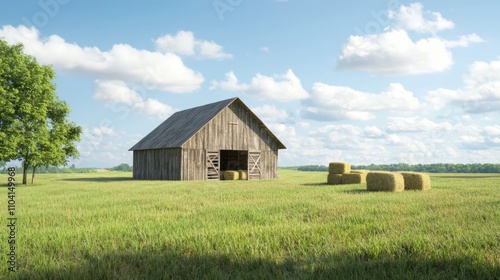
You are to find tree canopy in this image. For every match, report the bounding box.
[0,39,82,184]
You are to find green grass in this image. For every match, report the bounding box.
[1,170,499,279]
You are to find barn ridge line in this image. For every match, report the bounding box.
[129,97,286,151]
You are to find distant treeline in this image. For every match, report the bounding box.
[0,163,133,174]
[0,164,95,174]
[109,163,133,172]
[288,163,500,173]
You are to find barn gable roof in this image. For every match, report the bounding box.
[129,97,286,151]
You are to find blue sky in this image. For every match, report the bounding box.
[1,0,499,167]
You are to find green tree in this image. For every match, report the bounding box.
[0,40,82,184]
[111,163,132,172]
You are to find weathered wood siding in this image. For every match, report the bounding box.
[260,150,278,179]
[180,149,206,180]
[132,100,282,180]
[133,148,181,180]
[181,102,280,179]
[182,102,279,151]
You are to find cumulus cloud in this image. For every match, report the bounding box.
[0,25,204,92]
[364,126,385,138]
[91,126,117,137]
[389,2,454,33]
[387,117,453,132]
[311,124,371,150]
[302,83,420,121]
[76,125,136,166]
[79,125,118,149]
[337,29,453,75]
[338,3,483,75]
[93,80,177,119]
[444,34,485,48]
[210,69,309,102]
[251,105,289,124]
[154,30,196,56]
[277,119,499,166]
[155,30,232,59]
[425,59,500,113]
[484,126,500,136]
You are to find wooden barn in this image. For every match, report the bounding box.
[129,97,286,180]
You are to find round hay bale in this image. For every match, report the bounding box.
[327,174,343,185]
[238,170,248,180]
[366,171,404,192]
[400,172,431,191]
[341,173,367,184]
[223,171,239,181]
[328,162,351,174]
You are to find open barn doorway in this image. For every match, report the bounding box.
[220,150,248,172]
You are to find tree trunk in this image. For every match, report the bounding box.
[22,161,28,185]
[31,165,36,184]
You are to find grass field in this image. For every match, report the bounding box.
[1,170,499,279]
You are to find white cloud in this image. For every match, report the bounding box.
[302,83,420,121]
[387,117,453,132]
[338,3,483,76]
[0,25,204,92]
[425,59,500,113]
[76,125,134,167]
[425,88,458,110]
[298,122,310,129]
[93,80,177,119]
[364,126,384,138]
[389,2,454,34]
[251,105,289,124]
[211,69,309,102]
[210,71,246,92]
[155,30,232,59]
[484,126,500,136]
[444,34,485,48]
[259,47,270,53]
[462,115,472,121]
[461,135,484,144]
[311,124,369,150]
[276,119,500,166]
[92,126,117,137]
[491,138,500,144]
[268,123,297,141]
[154,30,195,56]
[198,40,232,59]
[337,29,452,75]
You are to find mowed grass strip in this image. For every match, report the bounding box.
[1,171,499,279]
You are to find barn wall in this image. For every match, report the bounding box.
[180,149,205,180]
[133,148,181,180]
[181,101,281,179]
[258,150,279,180]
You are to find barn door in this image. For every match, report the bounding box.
[206,150,220,180]
[248,151,261,180]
